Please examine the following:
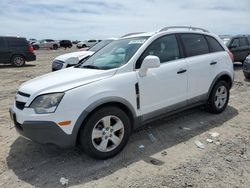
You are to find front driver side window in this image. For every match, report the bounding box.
[136,35,180,69]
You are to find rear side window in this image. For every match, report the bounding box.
[205,36,224,52]
[239,37,249,47]
[7,38,27,47]
[180,34,209,57]
[88,40,97,43]
[136,34,180,68]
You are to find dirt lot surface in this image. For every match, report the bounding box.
[0,49,250,188]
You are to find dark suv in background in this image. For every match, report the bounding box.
[59,40,73,48]
[0,36,36,67]
[221,35,250,63]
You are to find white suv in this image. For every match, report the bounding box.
[10,26,234,159]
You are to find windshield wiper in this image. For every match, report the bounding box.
[82,65,101,69]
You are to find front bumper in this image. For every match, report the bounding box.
[9,107,76,148]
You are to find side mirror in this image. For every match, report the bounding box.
[139,55,160,77]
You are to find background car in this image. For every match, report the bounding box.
[52,39,116,71]
[76,39,101,49]
[0,36,36,67]
[59,40,72,48]
[243,54,250,79]
[32,39,60,50]
[28,38,37,45]
[221,35,250,63]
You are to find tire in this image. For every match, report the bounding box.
[244,72,250,79]
[53,44,58,50]
[82,44,87,48]
[11,55,25,67]
[206,80,230,114]
[79,106,131,159]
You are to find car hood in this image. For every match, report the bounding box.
[18,67,116,97]
[55,51,94,64]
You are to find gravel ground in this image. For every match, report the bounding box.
[0,49,250,188]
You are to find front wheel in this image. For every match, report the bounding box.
[206,80,229,114]
[79,106,131,159]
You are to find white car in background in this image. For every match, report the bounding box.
[76,39,101,49]
[33,39,60,50]
[52,39,116,71]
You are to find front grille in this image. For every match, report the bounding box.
[16,101,26,110]
[17,91,30,97]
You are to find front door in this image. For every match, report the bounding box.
[136,34,188,120]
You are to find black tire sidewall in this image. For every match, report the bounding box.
[207,80,230,113]
[53,45,58,50]
[11,55,25,67]
[244,72,250,79]
[79,106,131,159]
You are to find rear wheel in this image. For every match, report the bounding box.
[206,80,229,114]
[82,44,87,48]
[11,55,25,67]
[79,106,131,159]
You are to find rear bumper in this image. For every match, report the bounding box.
[9,108,76,148]
[25,53,36,62]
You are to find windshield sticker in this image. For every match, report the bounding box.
[129,39,146,44]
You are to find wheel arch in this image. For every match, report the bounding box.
[72,97,137,145]
[11,54,26,61]
[207,72,233,99]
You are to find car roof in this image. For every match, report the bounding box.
[122,26,213,39]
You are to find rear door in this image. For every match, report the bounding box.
[228,37,248,62]
[179,33,212,103]
[0,37,11,63]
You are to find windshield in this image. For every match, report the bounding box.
[89,39,114,52]
[79,36,148,70]
[221,38,231,45]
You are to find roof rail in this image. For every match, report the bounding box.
[159,26,209,33]
[121,32,145,38]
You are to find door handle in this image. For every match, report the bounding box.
[210,61,217,65]
[177,69,187,74]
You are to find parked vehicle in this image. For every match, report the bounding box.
[32,39,60,50]
[0,36,36,67]
[221,35,250,63]
[59,40,73,49]
[76,39,101,49]
[72,40,80,44]
[52,39,116,71]
[28,38,37,45]
[10,26,234,159]
[243,54,250,79]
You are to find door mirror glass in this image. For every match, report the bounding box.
[139,55,160,77]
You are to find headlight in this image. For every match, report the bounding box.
[30,93,64,114]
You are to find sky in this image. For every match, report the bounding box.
[0,0,249,40]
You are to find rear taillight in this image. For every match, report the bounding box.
[28,45,34,53]
[227,50,234,62]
